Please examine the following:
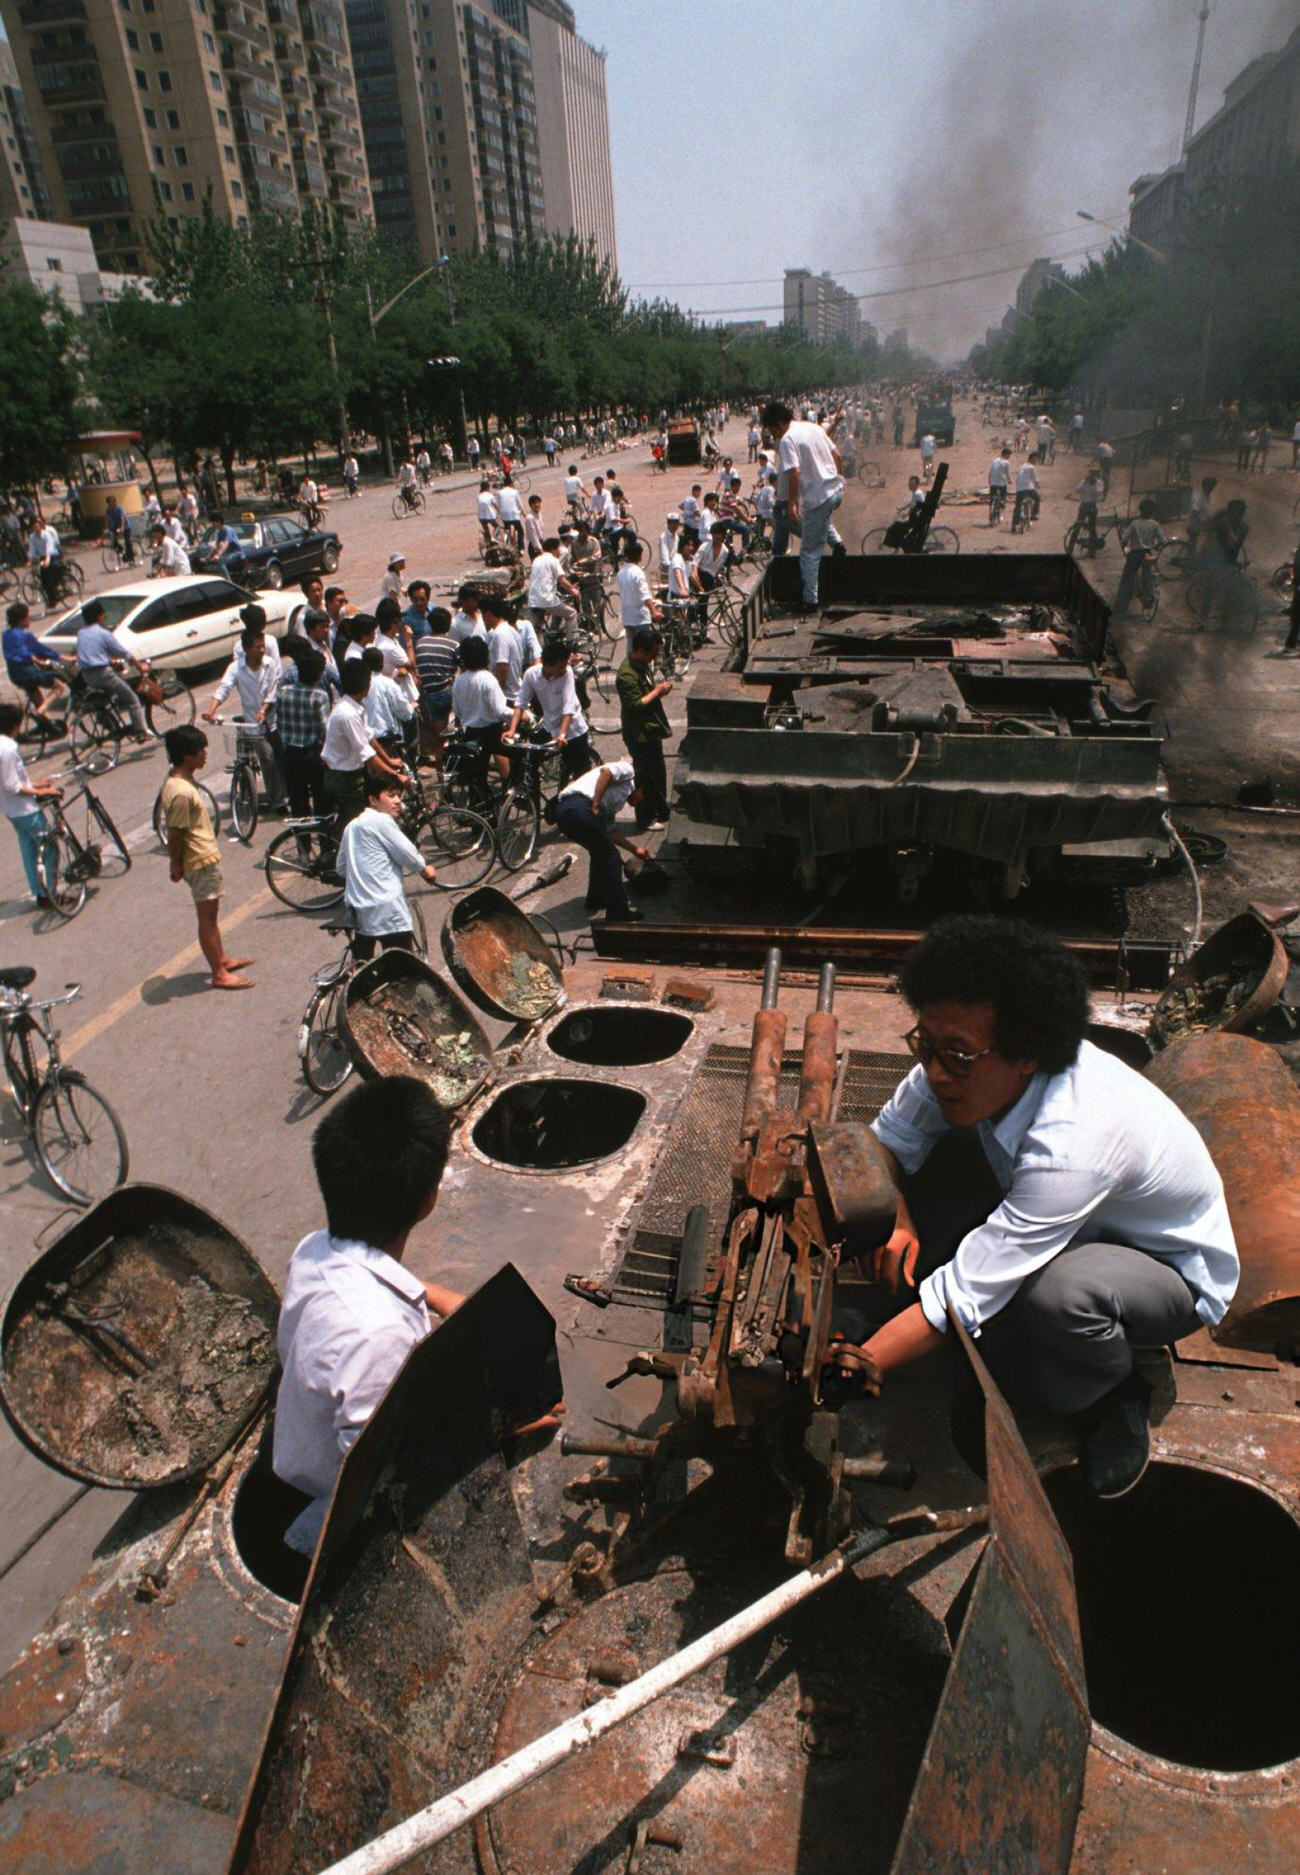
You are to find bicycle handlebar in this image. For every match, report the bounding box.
[1,981,82,1015]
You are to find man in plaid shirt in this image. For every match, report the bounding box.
[277,648,331,820]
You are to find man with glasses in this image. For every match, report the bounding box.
[837,916,1237,1500]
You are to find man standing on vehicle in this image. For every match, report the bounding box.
[76,597,151,742]
[762,401,845,614]
[160,725,253,991]
[616,626,672,831]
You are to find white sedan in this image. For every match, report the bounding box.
[37,576,305,672]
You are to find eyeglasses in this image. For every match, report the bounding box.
[903,1025,993,1079]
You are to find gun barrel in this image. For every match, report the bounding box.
[816,962,836,1014]
[761,945,782,1010]
[798,963,838,1127]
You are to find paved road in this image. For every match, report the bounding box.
[1,401,1297,1665]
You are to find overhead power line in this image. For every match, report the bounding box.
[684,243,1103,320]
[625,217,1126,295]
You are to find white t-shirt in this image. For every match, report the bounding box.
[589,488,616,524]
[528,552,564,609]
[487,621,525,704]
[988,457,1011,489]
[696,538,729,580]
[665,552,689,600]
[321,694,376,772]
[449,608,486,644]
[919,434,936,460]
[617,561,653,633]
[560,757,636,819]
[563,475,583,504]
[0,734,35,820]
[778,420,843,511]
[659,528,681,570]
[477,491,499,523]
[340,806,424,935]
[1015,462,1039,493]
[453,666,507,728]
[497,486,522,521]
[517,664,587,739]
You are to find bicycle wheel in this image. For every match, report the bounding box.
[88,792,132,873]
[391,493,409,521]
[513,470,532,495]
[32,1069,129,1205]
[409,489,426,516]
[146,674,196,732]
[1140,579,1161,623]
[924,526,960,554]
[419,804,496,890]
[37,830,87,919]
[299,978,353,1097]
[1270,560,1295,599]
[230,763,259,844]
[1154,538,1193,582]
[263,824,344,912]
[857,461,885,488]
[713,591,745,648]
[495,788,539,871]
[153,781,221,843]
[69,701,121,776]
[100,541,122,574]
[861,527,891,552]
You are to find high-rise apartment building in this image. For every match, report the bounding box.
[783,269,862,347]
[0,0,370,274]
[0,38,55,224]
[347,0,614,264]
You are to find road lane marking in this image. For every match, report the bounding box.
[63,883,273,1058]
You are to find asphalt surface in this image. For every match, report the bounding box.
[1,401,1298,1667]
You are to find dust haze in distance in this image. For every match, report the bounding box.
[845,0,1297,361]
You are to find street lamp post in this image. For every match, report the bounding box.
[365,256,456,476]
[1076,209,1168,266]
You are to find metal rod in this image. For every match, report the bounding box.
[316,1526,893,1875]
[559,1434,660,1462]
[761,945,782,1010]
[816,962,836,1014]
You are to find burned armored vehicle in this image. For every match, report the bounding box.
[674,553,1167,910]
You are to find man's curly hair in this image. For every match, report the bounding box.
[898,915,1091,1073]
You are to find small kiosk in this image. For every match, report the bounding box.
[69,430,144,537]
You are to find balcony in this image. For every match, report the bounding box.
[32,60,104,107]
[214,8,271,51]
[17,0,87,23]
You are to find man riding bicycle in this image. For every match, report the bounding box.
[3,599,68,731]
[75,597,151,743]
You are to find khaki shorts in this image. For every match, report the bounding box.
[187,861,223,904]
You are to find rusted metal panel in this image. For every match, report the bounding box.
[442,887,565,1025]
[1148,911,1289,1046]
[1146,1032,1300,1356]
[806,1122,897,1259]
[0,1187,278,1490]
[341,951,493,1111]
[590,921,1177,989]
[891,1318,1088,1874]
[0,1773,236,1875]
[226,1265,560,1875]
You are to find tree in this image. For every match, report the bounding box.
[0,285,82,487]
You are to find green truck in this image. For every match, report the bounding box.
[913,397,955,446]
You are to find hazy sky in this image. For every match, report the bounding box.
[580,0,1295,359]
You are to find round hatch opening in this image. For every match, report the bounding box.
[1046,1462,1300,1770]
[230,1449,311,1604]
[472,1079,645,1170]
[546,1005,694,1068]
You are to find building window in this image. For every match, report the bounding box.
[46,256,62,271]
[166,109,180,128]
[149,30,163,50]
[152,144,164,163]
[181,181,195,200]
[208,70,222,91]
[159,69,172,92]
[143,107,156,126]
[223,143,235,161]
[135,68,149,90]
[175,146,187,165]
[158,179,172,200]
[126,27,139,47]
[202,30,216,52]
[217,107,229,126]
[231,180,243,198]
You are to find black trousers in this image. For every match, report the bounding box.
[282,744,324,820]
[555,794,629,918]
[352,929,415,962]
[629,738,668,828]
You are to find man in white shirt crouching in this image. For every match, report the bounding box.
[274,1075,563,1560]
[835,915,1238,1501]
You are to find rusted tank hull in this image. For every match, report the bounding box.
[1146,1032,1300,1355]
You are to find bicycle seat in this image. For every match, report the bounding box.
[0,966,36,991]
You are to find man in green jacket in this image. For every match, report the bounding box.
[615,626,672,831]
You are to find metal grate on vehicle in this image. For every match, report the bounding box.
[606,1045,911,1312]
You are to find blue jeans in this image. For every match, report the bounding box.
[771,499,801,557]
[10,808,52,901]
[798,490,844,604]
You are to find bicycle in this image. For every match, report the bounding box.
[23,557,85,612]
[703,576,746,649]
[987,485,1008,527]
[263,770,496,913]
[35,768,132,920]
[213,718,269,844]
[68,667,194,775]
[100,523,144,574]
[0,968,128,1204]
[1153,536,1201,582]
[437,734,539,872]
[856,460,885,488]
[656,598,702,677]
[1185,561,1261,636]
[152,776,222,845]
[298,899,429,1097]
[1063,511,1125,558]
[861,521,961,555]
[391,485,426,521]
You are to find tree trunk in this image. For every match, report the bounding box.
[221,447,237,506]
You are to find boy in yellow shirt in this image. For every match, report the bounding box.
[160,725,253,991]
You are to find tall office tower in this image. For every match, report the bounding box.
[344,0,446,259]
[527,0,616,267]
[0,0,371,273]
[0,38,55,224]
[427,0,546,257]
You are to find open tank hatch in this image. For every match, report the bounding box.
[229,1445,310,1605]
[1046,1462,1300,1771]
[472,1078,646,1169]
[546,1004,694,1067]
